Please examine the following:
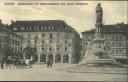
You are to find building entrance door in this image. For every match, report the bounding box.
[55,54,61,63]
[40,54,46,62]
[63,55,69,63]
[33,54,38,62]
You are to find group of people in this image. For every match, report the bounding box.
[1,55,54,69]
[1,56,15,69]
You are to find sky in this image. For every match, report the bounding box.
[0,1,127,36]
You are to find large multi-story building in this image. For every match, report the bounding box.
[10,20,81,63]
[81,23,128,64]
[0,20,23,62]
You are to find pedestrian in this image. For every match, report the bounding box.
[5,56,11,69]
[49,58,53,68]
[25,59,29,66]
[29,59,32,68]
[47,60,50,68]
[1,56,4,69]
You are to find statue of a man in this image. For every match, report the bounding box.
[96,3,103,23]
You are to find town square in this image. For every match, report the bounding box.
[0,63,127,81]
[0,1,128,81]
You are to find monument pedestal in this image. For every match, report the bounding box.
[83,36,113,65]
[85,59,113,64]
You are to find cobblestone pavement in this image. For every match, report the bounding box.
[0,64,127,81]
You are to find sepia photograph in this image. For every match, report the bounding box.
[0,0,128,81]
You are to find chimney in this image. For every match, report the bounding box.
[117,22,124,26]
[116,22,124,28]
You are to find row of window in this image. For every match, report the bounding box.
[112,36,124,40]
[85,35,124,40]
[104,42,125,47]
[11,39,20,46]
[85,41,125,47]
[23,33,62,38]
[13,26,71,32]
[14,26,55,31]
[11,47,21,53]
[27,39,71,44]
[112,49,125,53]
[0,37,20,46]
[37,46,70,52]
[12,34,21,39]
[21,46,71,52]
[111,42,125,47]
[3,31,21,39]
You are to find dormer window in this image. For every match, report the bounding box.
[29,27,32,30]
[41,27,44,30]
[21,27,25,31]
[37,26,40,30]
[34,27,36,31]
[26,27,29,31]
[52,27,54,30]
[49,27,51,30]
[44,27,46,30]
[13,27,17,31]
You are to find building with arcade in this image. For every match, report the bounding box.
[9,20,81,63]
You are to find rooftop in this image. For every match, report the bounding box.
[11,20,65,25]
[82,23,128,34]
[9,20,79,35]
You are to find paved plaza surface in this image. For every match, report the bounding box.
[0,63,127,81]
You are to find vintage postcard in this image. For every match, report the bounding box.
[0,0,127,81]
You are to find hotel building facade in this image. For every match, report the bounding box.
[10,20,81,63]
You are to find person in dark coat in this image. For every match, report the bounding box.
[49,58,53,68]
[1,56,4,69]
[47,60,50,68]
[47,55,53,68]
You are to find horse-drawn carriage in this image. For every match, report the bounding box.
[1,55,33,69]
[10,56,33,68]
[7,56,26,69]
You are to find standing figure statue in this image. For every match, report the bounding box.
[96,3,103,26]
[95,3,103,34]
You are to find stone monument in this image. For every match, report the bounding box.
[84,3,113,64]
